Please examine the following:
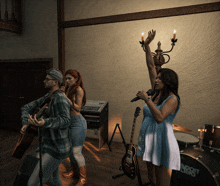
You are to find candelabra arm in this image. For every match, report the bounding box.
[162,43,175,54]
[163,54,170,64]
[163,39,177,54]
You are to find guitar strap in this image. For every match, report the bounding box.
[42,89,65,118]
[47,97,54,109]
[43,96,54,118]
[43,89,61,118]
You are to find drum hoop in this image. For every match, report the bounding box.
[205,124,220,129]
[174,132,199,143]
[181,151,219,186]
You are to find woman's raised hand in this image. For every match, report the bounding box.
[145,30,156,46]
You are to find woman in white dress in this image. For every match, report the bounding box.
[136,30,181,186]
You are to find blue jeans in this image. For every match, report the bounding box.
[69,115,87,167]
[27,152,63,186]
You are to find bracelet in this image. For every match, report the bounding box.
[144,97,151,103]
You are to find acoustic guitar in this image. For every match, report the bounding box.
[121,107,141,179]
[12,97,51,159]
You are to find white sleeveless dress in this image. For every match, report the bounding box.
[137,95,181,170]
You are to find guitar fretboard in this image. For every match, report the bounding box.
[36,106,47,119]
[129,107,140,148]
[130,118,137,145]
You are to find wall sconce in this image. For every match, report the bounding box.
[140,30,178,73]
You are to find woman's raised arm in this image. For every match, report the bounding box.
[144,30,157,89]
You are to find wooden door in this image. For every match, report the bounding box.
[0,59,53,131]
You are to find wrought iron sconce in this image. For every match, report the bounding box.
[140,35,178,73]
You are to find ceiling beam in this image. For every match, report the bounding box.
[60,2,220,28]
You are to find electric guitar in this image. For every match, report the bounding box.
[12,97,51,159]
[121,107,141,179]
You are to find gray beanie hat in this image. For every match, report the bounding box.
[46,68,63,84]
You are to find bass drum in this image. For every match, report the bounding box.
[171,147,220,186]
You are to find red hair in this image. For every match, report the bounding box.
[65,69,86,106]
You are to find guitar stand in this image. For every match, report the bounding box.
[108,123,127,151]
[109,124,151,186]
[112,162,150,186]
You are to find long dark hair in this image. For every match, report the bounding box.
[152,68,180,105]
[65,69,86,106]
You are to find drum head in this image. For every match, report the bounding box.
[171,148,220,186]
[174,132,199,150]
[174,132,199,143]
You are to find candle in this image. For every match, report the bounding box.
[141,32,144,41]
[173,30,176,40]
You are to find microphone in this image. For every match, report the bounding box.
[130,89,155,102]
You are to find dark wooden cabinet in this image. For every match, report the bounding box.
[0,59,53,131]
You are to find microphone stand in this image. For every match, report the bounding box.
[37,95,54,186]
[38,127,43,186]
[37,94,54,186]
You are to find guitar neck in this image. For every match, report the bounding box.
[128,107,140,150]
[35,106,48,119]
[129,117,137,145]
[34,97,52,119]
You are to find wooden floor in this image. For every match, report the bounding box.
[0,129,150,186]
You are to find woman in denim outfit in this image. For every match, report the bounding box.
[61,69,87,186]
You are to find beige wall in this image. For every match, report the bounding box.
[1,0,220,145]
[0,0,58,66]
[65,0,220,143]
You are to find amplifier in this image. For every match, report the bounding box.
[81,100,108,129]
[81,100,108,149]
